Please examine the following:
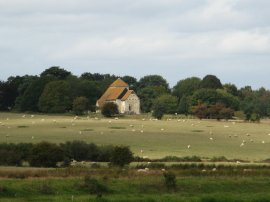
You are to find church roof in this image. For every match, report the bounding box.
[97,87,127,107]
[121,90,134,101]
[110,78,129,88]
[97,78,137,107]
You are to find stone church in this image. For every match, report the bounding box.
[96,78,140,114]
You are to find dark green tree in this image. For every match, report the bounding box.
[29,142,64,167]
[73,96,89,115]
[138,75,169,91]
[40,66,71,80]
[38,80,72,113]
[223,83,238,96]
[122,76,138,91]
[178,95,190,115]
[173,77,201,100]
[0,76,25,110]
[200,75,223,89]
[16,77,53,112]
[110,146,133,167]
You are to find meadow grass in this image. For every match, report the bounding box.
[0,112,270,160]
[1,173,270,202]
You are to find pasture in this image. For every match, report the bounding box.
[1,112,270,160]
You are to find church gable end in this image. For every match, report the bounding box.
[96,78,140,114]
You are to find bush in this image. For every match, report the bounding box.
[163,171,177,191]
[29,142,64,167]
[82,176,109,197]
[0,149,21,166]
[73,96,89,115]
[101,102,119,117]
[61,141,99,161]
[110,146,133,167]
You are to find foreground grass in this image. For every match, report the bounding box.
[1,173,270,202]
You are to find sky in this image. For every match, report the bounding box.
[0,0,270,89]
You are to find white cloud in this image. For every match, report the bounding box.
[219,30,270,53]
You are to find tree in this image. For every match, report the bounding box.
[152,94,178,119]
[178,95,190,115]
[29,142,64,167]
[16,77,53,112]
[110,146,133,167]
[101,102,119,117]
[138,75,169,91]
[122,76,138,91]
[200,75,223,89]
[73,97,89,115]
[38,81,72,113]
[138,86,168,113]
[223,83,238,96]
[40,66,71,80]
[0,76,25,110]
[173,77,201,100]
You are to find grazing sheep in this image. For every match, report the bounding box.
[187,145,191,149]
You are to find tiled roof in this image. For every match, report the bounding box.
[121,90,134,101]
[97,87,126,107]
[110,78,129,87]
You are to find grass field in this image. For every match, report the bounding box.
[1,166,270,202]
[1,112,270,160]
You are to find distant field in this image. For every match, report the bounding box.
[0,112,270,160]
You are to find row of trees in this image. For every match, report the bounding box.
[0,66,270,120]
[0,141,133,167]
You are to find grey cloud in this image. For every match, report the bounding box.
[0,0,270,89]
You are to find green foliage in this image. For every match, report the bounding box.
[82,176,109,196]
[38,80,72,113]
[173,77,201,99]
[163,171,177,191]
[122,76,138,91]
[60,141,99,161]
[40,66,71,80]
[16,77,53,112]
[29,142,64,167]
[73,96,89,115]
[138,75,169,90]
[101,102,119,117]
[178,95,190,115]
[200,75,223,89]
[152,94,177,119]
[110,146,133,167]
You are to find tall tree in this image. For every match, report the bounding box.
[138,75,169,91]
[200,75,223,89]
[40,66,71,80]
[38,81,72,113]
[173,77,201,101]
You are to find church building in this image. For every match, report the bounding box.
[96,78,140,114]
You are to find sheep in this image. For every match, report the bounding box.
[187,145,191,149]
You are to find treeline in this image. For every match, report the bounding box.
[0,66,270,120]
[0,141,133,167]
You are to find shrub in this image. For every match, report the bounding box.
[61,141,99,161]
[29,142,64,167]
[110,146,133,167]
[73,96,89,115]
[0,149,21,166]
[101,102,119,117]
[82,176,109,197]
[163,171,177,191]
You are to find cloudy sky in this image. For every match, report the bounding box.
[0,0,270,89]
